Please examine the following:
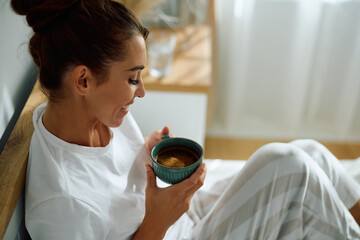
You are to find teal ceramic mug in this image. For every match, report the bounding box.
[151,134,203,184]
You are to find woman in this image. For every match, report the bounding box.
[12,0,360,239]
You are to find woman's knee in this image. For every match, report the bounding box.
[290,139,327,155]
[249,142,311,172]
[290,139,339,166]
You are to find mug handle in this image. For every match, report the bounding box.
[162,134,171,140]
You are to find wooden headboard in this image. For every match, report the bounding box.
[0,81,46,238]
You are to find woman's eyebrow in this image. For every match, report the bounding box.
[126,65,145,71]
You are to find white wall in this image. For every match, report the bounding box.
[131,91,207,147]
[0,0,37,153]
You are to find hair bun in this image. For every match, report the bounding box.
[11,0,42,15]
[11,0,79,32]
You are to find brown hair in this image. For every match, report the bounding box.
[11,0,149,101]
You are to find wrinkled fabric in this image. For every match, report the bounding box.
[26,103,360,239]
[189,140,360,240]
[26,102,156,239]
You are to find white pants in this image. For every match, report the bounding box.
[189,140,360,240]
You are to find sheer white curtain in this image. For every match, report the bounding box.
[209,0,360,142]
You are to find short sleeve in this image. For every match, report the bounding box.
[26,197,108,240]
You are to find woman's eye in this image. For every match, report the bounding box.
[129,79,140,85]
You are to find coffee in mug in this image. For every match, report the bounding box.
[155,145,199,168]
[151,134,203,184]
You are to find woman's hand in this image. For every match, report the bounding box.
[145,126,172,154]
[133,163,207,239]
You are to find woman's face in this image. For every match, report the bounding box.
[86,34,147,127]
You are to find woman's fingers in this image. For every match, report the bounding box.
[144,164,157,189]
[161,126,170,135]
[188,163,207,194]
[191,165,207,192]
[142,163,206,233]
[145,161,206,195]
[176,163,207,192]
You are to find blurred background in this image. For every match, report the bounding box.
[209,0,360,159]
[1,0,360,160]
[126,0,360,159]
[2,1,360,238]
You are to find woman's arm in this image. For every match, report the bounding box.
[132,163,207,239]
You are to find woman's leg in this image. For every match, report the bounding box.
[191,142,360,240]
[290,139,360,225]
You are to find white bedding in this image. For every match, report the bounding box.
[201,158,360,192]
[156,158,360,190]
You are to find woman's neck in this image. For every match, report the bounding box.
[42,100,111,147]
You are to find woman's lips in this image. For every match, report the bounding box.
[120,100,134,113]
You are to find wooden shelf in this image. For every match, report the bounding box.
[143,25,212,94]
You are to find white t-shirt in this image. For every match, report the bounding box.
[26,102,193,239]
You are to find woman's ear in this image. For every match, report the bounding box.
[71,65,93,96]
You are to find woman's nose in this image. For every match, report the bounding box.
[136,80,145,98]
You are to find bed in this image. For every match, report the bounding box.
[1,82,360,239]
